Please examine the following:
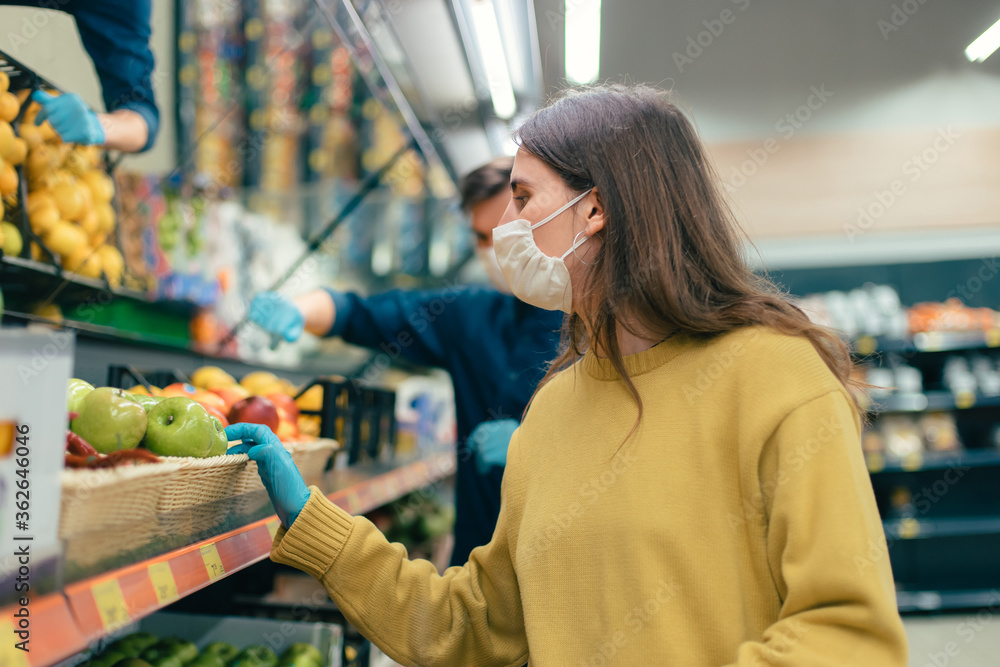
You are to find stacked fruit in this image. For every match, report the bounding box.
[0,73,123,285]
[0,72,26,258]
[66,379,228,464]
[83,632,325,667]
[142,366,306,443]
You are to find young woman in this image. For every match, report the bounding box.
[227,84,908,666]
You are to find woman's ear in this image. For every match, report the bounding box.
[583,188,605,237]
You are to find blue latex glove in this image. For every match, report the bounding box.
[468,418,519,475]
[226,423,311,528]
[248,291,305,343]
[33,90,105,145]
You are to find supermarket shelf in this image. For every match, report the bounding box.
[2,310,369,385]
[868,391,1000,413]
[897,588,1000,613]
[0,254,151,305]
[11,451,455,666]
[853,330,1000,356]
[884,515,1000,541]
[866,448,1000,474]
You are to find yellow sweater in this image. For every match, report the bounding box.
[271,326,908,666]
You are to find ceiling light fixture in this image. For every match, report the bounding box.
[469,0,518,119]
[565,0,601,84]
[965,15,1000,62]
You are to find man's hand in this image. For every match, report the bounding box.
[226,423,312,528]
[249,292,306,343]
[468,418,519,475]
[33,90,105,145]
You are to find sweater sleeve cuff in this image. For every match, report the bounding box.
[270,486,355,579]
[323,288,352,338]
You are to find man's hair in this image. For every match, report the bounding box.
[459,156,514,212]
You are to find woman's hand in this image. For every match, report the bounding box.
[226,423,311,528]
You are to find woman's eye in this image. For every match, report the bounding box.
[513,196,527,208]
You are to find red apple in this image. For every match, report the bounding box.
[228,396,280,431]
[209,385,250,411]
[267,393,300,421]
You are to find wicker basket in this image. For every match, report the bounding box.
[231,438,339,495]
[157,453,250,514]
[59,459,184,540]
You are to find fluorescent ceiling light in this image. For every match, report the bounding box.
[965,15,1000,62]
[566,0,601,84]
[469,0,518,119]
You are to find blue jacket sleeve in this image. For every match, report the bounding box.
[326,288,471,369]
[72,0,159,152]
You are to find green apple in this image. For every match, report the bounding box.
[209,416,228,457]
[126,392,165,413]
[67,378,95,413]
[281,644,323,666]
[202,643,238,663]
[145,397,219,458]
[70,387,147,454]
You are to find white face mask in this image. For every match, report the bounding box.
[492,189,592,312]
[474,245,513,294]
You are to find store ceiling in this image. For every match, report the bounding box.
[594,0,1000,142]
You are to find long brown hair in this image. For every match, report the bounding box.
[516,84,859,432]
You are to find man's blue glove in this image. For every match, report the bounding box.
[33,90,105,145]
[468,418,519,475]
[226,423,311,528]
[248,292,305,343]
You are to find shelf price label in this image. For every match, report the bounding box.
[897,518,921,539]
[855,336,877,355]
[148,561,178,604]
[987,329,1000,348]
[866,452,885,473]
[955,391,976,409]
[266,519,280,539]
[901,451,923,472]
[200,544,226,581]
[92,578,130,632]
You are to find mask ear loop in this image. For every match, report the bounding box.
[572,231,597,266]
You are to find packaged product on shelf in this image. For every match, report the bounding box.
[916,412,962,452]
[893,365,923,395]
[880,415,923,459]
[908,297,1000,333]
[970,355,1000,396]
[942,357,977,396]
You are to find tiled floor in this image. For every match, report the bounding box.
[905,615,1000,666]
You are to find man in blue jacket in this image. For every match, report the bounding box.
[1,0,159,153]
[248,158,563,566]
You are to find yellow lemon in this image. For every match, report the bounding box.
[42,220,86,257]
[52,181,83,221]
[96,245,123,288]
[0,92,18,123]
[0,161,18,196]
[95,201,115,233]
[29,204,59,235]
[1,222,23,257]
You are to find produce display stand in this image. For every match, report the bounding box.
[14,450,454,666]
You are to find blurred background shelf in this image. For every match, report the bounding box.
[866,447,1000,474]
